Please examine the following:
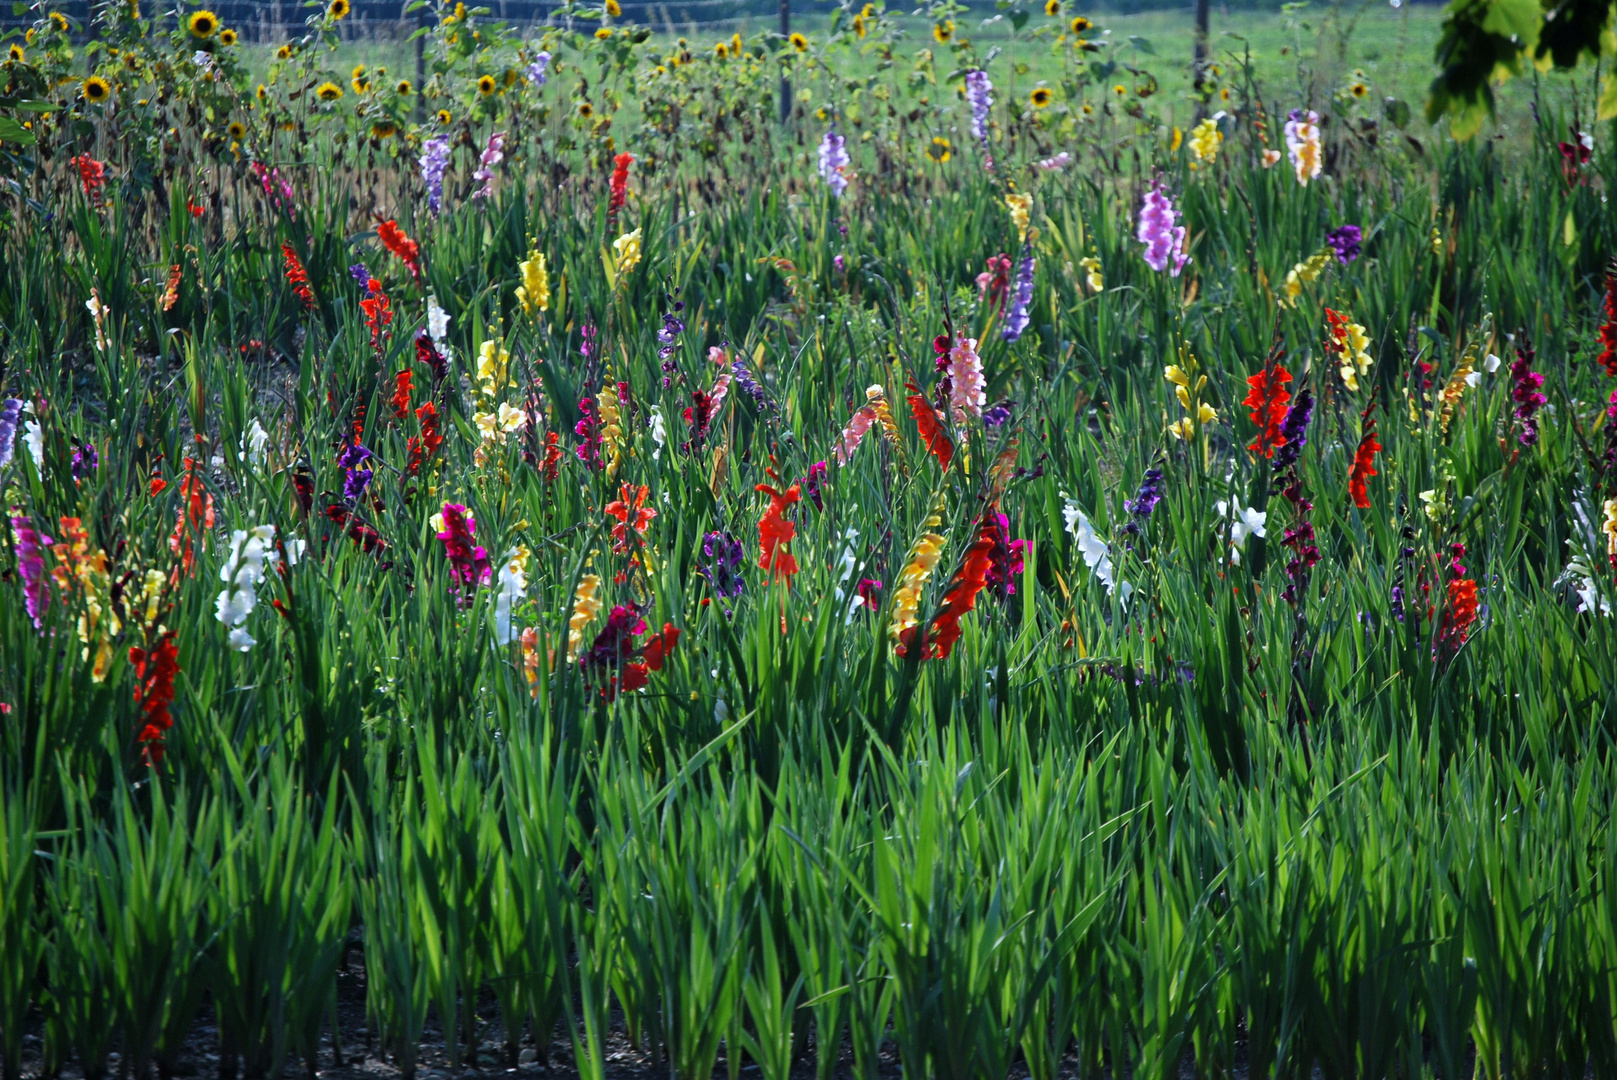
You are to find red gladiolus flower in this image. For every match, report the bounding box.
[1243,359,1292,458]
[755,482,801,585]
[900,513,996,660]
[281,242,317,310]
[605,483,656,553]
[540,431,562,481]
[436,502,491,589]
[1348,407,1382,509]
[360,279,393,351]
[1598,263,1617,378]
[905,378,955,471]
[375,218,421,279]
[168,457,215,574]
[323,504,388,554]
[390,368,413,418]
[641,622,681,671]
[406,401,443,477]
[416,330,448,384]
[608,152,634,217]
[70,154,106,204]
[129,631,180,765]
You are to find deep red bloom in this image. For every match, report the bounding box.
[755,483,801,585]
[416,330,448,384]
[390,368,413,419]
[1243,360,1293,459]
[1348,409,1382,509]
[281,242,317,310]
[360,279,393,351]
[540,431,562,481]
[436,502,491,589]
[375,218,421,279]
[906,378,955,471]
[129,631,179,765]
[323,504,388,553]
[608,152,634,216]
[1597,264,1617,378]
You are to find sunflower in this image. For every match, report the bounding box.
[276,44,292,60]
[932,20,953,42]
[371,121,398,138]
[927,136,952,162]
[315,81,343,101]
[1350,82,1368,98]
[605,0,621,14]
[477,73,497,95]
[6,44,21,63]
[1044,0,1060,14]
[1069,15,1091,32]
[328,0,350,19]
[81,75,111,103]
[714,41,729,58]
[594,26,612,39]
[227,120,245,139]
[1030,87,1052,108]
[1219,86,1230,102]
[351,66,371,94]
[731,32,743,54]
[49,12,69,32]
[1111,83,1125,96]
[790,31,808,51]
[187,9,219,38]
[578,101,594,117]
[219,27,237,46]
[852,13,868,37]
[255,83,267,100]
[436,108,452,124]
[395,79,412,95]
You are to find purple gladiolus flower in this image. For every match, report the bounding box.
[70,442,97,483]
[1002,247,1034,342]
[1511,333,1547,447]
[1273,388,1314,470]
[1125,468,1165,519]
[804,461,828,512]
[420,135,451,216]
[1325,224,1362,264]
[473,132,506,200]
[527,51,551,87]
[338,442,374,501]
[965,70,993,141]
[983,401,1013,427]
[698,530,746,600]
[349,263,372,288]
[0,398,22,469]
[1136,181,1188,276]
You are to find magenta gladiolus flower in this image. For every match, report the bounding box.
[11,515,52,629]
[435,503,491,589]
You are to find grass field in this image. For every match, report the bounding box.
[2,0,1617,1078]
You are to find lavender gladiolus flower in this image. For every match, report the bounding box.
[1125,469,1165,519]
[818,127,850,197]
[71,442,98,483]
[527,50,551,86]
[1136,181,1189,277]
[965,70,993,143]
[1273,388,1314,470]
[1325,224,1362,264]
[983,401,1013,427]
[349,263,372,288]
[420,135,451,216]
[0,398,21,469]
[1002,247,1034,342]
[731,353,771,411]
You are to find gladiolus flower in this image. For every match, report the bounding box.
[612,228,643,276]
[755,483,801,585]
[472,131,506,199]
[906,378,955,470]
[1243,359,1292,458]
[1510,331,1547,447]
[698,530,746,600]
[129,631,179,765]
[609,152,634,215]
[516,245,550,314]
[946,336,986,422]
[604,484,656,553]
[1187,117,1221,165]
[565,571,604,664]
[434,503,491,590]
[70,154,107,204]
[1284,108,1322,186]
[1348,408,1382,509]
[1324,308,1373,391]
[835,403,881,466]
[281,242,316,309]
[1136,180,1189,276]
[890,495,947,642]
[376,219,421,279]
[900,512,997,660]
[11,515,52,628]
[1598,263,1617,378]
[419,135,451,215]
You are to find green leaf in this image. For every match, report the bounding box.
[0,117,36,145]
[1128,35,1156,54]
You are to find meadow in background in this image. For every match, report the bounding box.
[0,0,1615,1077]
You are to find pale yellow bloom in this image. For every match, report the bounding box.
[566,571,604,663]
[477,338,510,398]
[1280,251,1333,308]
[598,380,624,478]
[1078,255,1103,292]
[516,246,549,314]
[1188,117,1221,166]
[1005,192,1033,244]
[613,228,643,276]
[889,495,947,642]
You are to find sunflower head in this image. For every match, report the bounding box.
[255,83,267,100]
[790,31,808,51]
[351,76,370,94]
[82,75,111,103]
[932,20,953,42]
[1350,82,1368,98]
[219,27,237,46]
[396,79,412,95]
[731,32,742,53]
[852,13,867,37]
[477,73,497,95]
[50,12,69,32]
[187,10,219,38]
[1045,0,1061,14]
[714,41,728,58]
[927,136,952,162]
[315,81,343,101]
[436,108,452,124]
[1070,14,1092,32]
[328,0,350,19]
[275,43,292,60]
[226,120,245,139]
[6,44,21,63]
[1111,83,1125,96]
[1030,87,1052,107]
[605,0,621,15]
[371,121,398,138]
[593,26,611,39]
[578,101,594,117]
[351,64,366,80]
